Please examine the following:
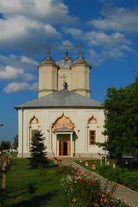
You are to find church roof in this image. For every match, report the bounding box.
[56,53,90,69]
[38,56,58,67]
[56,53,73,69]
[73,56,90,67]
[15,89,102,109]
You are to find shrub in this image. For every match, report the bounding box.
[60,166,128,207]
[99,165,123,183]
[119,171,138,191]
[98,165,138,191]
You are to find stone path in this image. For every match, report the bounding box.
[60,157,138,207]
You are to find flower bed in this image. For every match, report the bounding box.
[59,165,128,207]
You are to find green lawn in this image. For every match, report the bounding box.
[1,158,67,207]
[0,157,134,207]
[76,159,138,191]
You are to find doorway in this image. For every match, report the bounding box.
[59,141,70,156]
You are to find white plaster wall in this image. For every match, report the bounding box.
[18,107,105,158]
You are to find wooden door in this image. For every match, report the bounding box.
[59,141,64,155]
[59,141,70,156]
[67,141,70,156]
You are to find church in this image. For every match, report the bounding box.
[15,46,106,158]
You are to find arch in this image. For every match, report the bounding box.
[30,116,39,124]
[88,115,97,124]
[52,114,75,132]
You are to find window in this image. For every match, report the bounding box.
[89,130,96,145]
[30,116,39,124]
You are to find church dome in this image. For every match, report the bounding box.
[73,56,90,67]
[72,43,90,67]
[38,56,58,67]
[56,52,73,69]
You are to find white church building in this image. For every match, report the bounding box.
[15,47,106,158]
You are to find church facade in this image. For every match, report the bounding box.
[15,48,106,158]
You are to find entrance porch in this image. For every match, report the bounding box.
[54,129,74,156]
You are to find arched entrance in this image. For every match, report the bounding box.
[56,130,74,156]
[52,114,75,156]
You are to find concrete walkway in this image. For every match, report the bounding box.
[60,157,138,207]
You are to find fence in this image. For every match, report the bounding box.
[0,155,12,191]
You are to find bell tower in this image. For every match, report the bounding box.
[37,48,59,98]
[56,44,72,91]
[72,44,91,97]
[37,44,91,98]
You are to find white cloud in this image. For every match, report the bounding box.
[84,31,132,66]
[84,31,131,49]
[23,73,36,81]
[0,0,77,55]
[90,5,138,33]
[0,16,28,41]
[0,16,61,54]
[44,24,61,36]
[21,56,38,66]
[0,66,23,80]
[4,82,38,93]
[0,0,78,68]
[0,55,38,71]
[0,0,136,70]
[0,0,76,23]
[0,65,36,81]
[88,48,125,66]
[0,55,37,83]
[64,27,83,37]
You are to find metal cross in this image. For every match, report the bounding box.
[45,43,52,57]
[79,43,83,58]
[64,43,70,57]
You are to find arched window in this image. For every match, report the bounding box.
[30,116,39,124]
[88,116,97,145]
[29,116,39,141]
[88,115,97,124]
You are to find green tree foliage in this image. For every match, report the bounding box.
[12,135,18,149]
[0,140,11,150]
[103,75,138,158]
[29,131,49,168]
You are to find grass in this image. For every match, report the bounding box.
[0,158,67,207]
[0,157,135,206]
[76,159,138,191]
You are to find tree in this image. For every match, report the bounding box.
[13,135,18,150]
[29,131,49,168]
[0,141,11,150]
[103,75,138,159]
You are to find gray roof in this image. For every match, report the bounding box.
[54,127,73,133]
[15,89,102,109]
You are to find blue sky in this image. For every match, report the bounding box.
[0,0,138,143]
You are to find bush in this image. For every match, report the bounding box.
[98,165,138,191]
[59,166,128,207]
[119,172,138,191]
[99,165,123,183]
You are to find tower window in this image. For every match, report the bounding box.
[89,130,96,145]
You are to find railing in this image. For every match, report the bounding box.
[0,155,12,191]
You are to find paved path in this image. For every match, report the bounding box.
[60,157,138,207]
